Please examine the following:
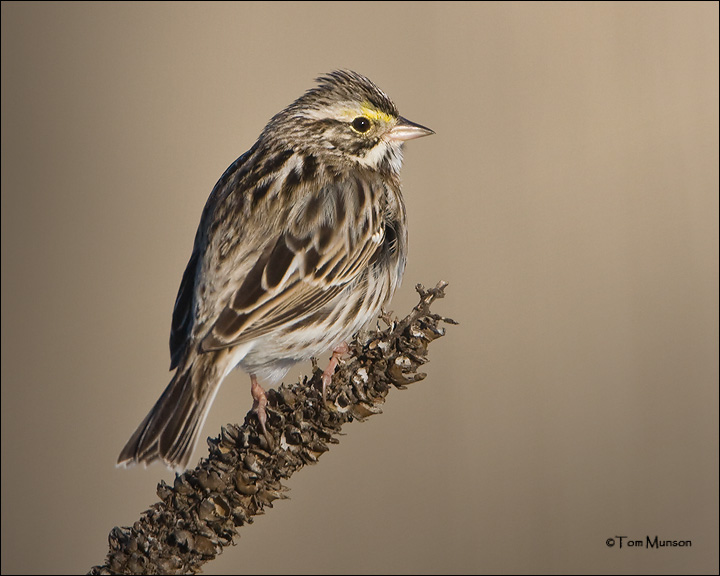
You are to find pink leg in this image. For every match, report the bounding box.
[250,374,268,434]
[321,342,350,400]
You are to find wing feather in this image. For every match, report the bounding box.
[200,174,384,352]
[169,250,200,369]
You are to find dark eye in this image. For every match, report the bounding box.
[351,116,371,133]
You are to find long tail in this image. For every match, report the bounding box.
[117,352,228,471]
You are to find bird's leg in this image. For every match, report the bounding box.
[250,374,268,434]
[321,342,349,400]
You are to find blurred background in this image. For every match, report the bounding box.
[2,2,718,574]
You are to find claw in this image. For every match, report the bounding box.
[321,342,349,400]
[250,374,268,435]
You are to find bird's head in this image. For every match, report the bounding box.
[263,70,434,173]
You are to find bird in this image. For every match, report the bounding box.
[117,70,434,471]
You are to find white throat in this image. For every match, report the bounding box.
[355,139,404,173]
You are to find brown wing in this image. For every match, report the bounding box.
[168,147,257,369]
[169,250,200,369]
[200,176,384,352]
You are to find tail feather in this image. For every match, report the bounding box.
[117,354,224,471]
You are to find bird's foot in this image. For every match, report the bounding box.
[250,374,268,436]
[321,342,350,400]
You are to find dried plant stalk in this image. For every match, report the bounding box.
[89,281,455,575]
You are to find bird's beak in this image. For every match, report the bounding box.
[386,116,435,142]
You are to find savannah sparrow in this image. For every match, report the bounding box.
[118,70,434,471]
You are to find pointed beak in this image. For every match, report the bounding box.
[386,116,435,142]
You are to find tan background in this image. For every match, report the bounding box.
[2,1,718,574]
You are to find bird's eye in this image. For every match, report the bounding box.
[351,116,371,133]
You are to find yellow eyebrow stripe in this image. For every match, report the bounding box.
[360,105,395,124]
[334,104,395,124]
